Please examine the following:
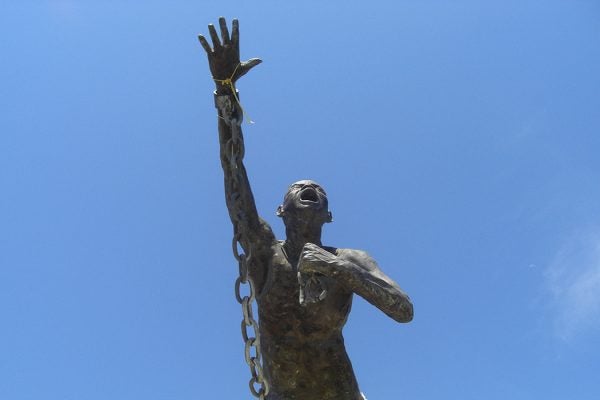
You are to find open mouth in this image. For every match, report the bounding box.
[300,188,319,203]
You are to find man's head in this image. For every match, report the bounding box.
[276,180,333,227]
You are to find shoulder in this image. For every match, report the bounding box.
[271,240,285,253]
[257,217,277,242]
[249,218,277,256]
[335,248,379,270]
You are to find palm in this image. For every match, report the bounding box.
[198,18,261,83]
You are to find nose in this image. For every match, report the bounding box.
[302,183,320,190]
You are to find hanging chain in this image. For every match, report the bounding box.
[217,92,269,399]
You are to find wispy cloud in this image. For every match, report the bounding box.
[543,230,600,341]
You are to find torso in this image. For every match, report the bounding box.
[255,241,362,400]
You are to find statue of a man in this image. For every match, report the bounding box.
[199,18,413,400]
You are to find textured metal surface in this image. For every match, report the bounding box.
[199,18,413,400]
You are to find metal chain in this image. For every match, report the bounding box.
[218,93,269,399]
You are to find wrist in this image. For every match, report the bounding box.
[214,80,236,95]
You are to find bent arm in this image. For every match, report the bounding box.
[299,245,413,322]
[336,250,413,322]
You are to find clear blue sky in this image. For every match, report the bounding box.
[2,1,600,399]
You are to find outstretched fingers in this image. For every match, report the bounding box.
[198,34,212,54]
[218,16,230,44]
[208,24,221,49]
[231,18,239,49]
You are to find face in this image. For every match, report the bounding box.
[277,180,332,224]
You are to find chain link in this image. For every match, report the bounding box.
[222,111,269,399]
[232,231,269,399]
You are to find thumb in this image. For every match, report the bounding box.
[236,58,262,79]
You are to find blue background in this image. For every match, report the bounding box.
[2,1,600,399]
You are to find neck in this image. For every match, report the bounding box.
[283,224,323,260]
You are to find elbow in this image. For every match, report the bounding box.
[404,301,414,322]
[391,298,413,323]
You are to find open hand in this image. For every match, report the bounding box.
[198,17,261,88]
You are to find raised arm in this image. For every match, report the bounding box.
[298,244,414,323]
[198,18,275,256]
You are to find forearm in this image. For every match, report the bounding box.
[215,89,262,247]
[329,259,413,323]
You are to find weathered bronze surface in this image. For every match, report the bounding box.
[199,18,413,400]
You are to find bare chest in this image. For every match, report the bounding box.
[257,246,352,340]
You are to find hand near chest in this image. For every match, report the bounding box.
[298,243,344,276]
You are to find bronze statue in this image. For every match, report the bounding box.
[198,18,413,400]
